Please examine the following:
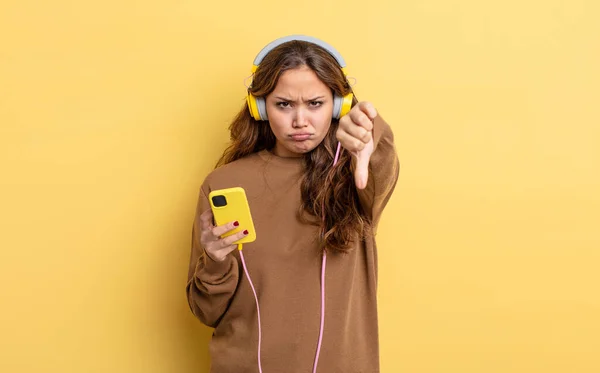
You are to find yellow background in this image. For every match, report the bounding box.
[1,0,599,372]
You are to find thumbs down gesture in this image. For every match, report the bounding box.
[336,101,378,189]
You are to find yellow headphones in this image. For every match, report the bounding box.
[246,35,354,121]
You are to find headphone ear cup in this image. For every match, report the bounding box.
[339,93,353,118]
[247,94,269,121]
[332,94,342,119]
[247,93,261,120]
[332,93,354,119]
[255,97,268,121]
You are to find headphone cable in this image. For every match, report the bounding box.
[238,141,342,373]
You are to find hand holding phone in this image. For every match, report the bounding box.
[198,209,248,262]
[200,187,256,261]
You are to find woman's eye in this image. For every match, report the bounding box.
[309,101,323,107]
[276,102,290,108]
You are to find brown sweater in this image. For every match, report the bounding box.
[186,116,399,373]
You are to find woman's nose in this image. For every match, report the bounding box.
[293,108,309,127]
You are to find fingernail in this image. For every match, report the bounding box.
[233,221,239,227]
[243,230,249,235]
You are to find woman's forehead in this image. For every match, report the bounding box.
[272,67,329,93]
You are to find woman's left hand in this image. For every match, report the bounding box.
[336,101,378,189]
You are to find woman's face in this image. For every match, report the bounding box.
[265,66,333,157]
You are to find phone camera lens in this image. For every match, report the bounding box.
[212,195,227,207]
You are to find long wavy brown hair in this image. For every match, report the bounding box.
[215,40,371,253]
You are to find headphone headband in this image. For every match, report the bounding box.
[251,35,347,73]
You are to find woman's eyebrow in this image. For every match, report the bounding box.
[274,95,326,102]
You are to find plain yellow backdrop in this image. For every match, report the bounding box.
[1,0,599,372]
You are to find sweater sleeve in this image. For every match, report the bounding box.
[354,115,400,229]
[186,186,240,328]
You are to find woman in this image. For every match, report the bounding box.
[186,35,399,373]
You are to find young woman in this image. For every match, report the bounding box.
[186,35,399,373]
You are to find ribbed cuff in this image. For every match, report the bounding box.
[201,248,234,276]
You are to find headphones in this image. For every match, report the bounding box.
[246,35,354,121]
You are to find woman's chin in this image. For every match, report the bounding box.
[275,138,323,157]
[288,139,318,154]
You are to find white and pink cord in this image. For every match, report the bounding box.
[238,141,342,373]
[239,248,263,373]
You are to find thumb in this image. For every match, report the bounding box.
[354,150,370,190]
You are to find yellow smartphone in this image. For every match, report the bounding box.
[208,187,257,245]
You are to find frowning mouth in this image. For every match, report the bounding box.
[290,133,312,141]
